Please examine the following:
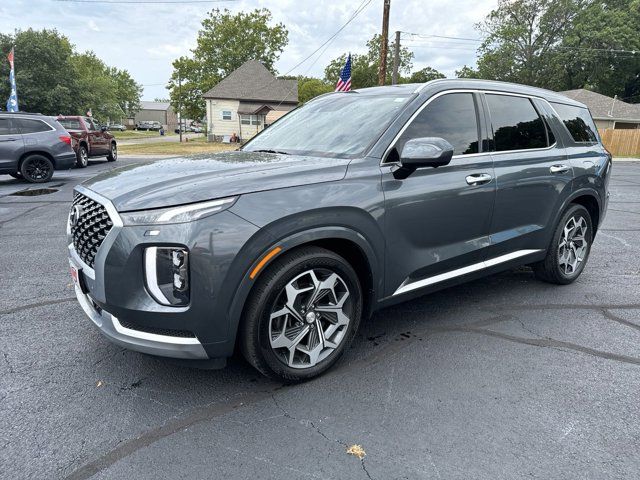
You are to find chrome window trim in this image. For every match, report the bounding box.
[393,249,543,296]
[381,89,559,166]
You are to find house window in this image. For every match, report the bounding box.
[240,114,260,126]
[221,110,232,120]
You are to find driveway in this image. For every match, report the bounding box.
[1,159,639,479]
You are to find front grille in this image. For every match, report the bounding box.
[71,192,113,268]
[118,319,196,338]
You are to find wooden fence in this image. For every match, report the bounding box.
[598,129,640,157]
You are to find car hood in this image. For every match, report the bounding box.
[82,150,351,211]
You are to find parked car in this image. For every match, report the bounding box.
[136,120,162,131]
[189,125,203,133]
[108,123,126,132]
[57,116,117,168]
[68,79,611,382]
[0,112,75,183]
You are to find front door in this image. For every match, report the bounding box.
[0,116,24,172]
[382,92,496,297]
[482,93,573,258]
[84,117,109,154]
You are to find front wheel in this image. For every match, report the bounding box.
[107,143,117,162]
[534,204,593,284]
[20,155,54,183]
[240,247,363,383]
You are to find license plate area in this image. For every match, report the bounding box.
[69,261,88,294]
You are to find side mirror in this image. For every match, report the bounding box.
[393,137,454,179]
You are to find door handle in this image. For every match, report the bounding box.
[465,173,493,186]
[550,164,570,174]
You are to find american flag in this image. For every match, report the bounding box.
[335,54,352,92]
[6,47,18,112]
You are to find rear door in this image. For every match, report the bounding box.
[382,91,496,297]
[483,93,572,259]
[0,116,24,172]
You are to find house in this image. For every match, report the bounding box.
[560,89,640,130]
[203,60,298,141]
[133,101,178,130]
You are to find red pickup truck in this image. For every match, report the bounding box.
[57,116,117,168]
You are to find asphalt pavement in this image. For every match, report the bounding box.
[1,158,639,479]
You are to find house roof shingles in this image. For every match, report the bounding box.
[560,89,640,121]
[202,60,298,104]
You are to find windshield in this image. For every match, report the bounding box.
[243,93,413,158]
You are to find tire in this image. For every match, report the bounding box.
[533,204,593,285]
[240,246,363,383]
[9,172,22,179]
[20,155,54,183]
[76,145,89,168]
[107,142,117,162]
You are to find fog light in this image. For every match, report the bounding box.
[144,246,190,306]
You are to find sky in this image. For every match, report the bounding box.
[0,0,497,100]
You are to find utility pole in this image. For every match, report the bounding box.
[378,0,391,86]
[178,71,183,143]
[392,30,401,85]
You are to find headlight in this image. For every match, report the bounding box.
[144,246,189,306]
[120,196,237,225]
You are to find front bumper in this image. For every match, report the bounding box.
[73,282,209,360]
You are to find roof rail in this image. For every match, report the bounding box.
[0,111,44,116]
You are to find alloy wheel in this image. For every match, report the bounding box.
[558,215,588,275]
[111,145,117,160]
[24,158,51,181]
[268,268,352,369]
[80,149,88,166]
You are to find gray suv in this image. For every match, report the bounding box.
[0,112,76,182]
[68,80,611,382]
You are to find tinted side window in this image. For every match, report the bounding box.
[551,102,598,143]
[0,117,18,135]
[486,94,548,151]
[17,118,52,134]
[397,93,479,156]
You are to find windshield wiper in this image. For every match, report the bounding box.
[251,149,290,155]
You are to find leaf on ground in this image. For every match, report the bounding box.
[96,380,104,387]
[346,444,366,459]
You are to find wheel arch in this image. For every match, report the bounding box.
[226,224,382,355]
[570,192,600,235]
[18,150,56,169]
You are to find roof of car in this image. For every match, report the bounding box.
[353,79,585,108]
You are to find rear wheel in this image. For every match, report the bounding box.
[534,204,593,284]
[107,142,117,162]
[76,145,89,168]
[240,246,363,383]
[20,155,54,183]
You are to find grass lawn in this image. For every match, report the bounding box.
[111,130,175,140]
[119,137,238,156]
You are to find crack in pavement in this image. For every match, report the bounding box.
[0,203,51,227]
[62,306,640,479]
[0,297,76,315]
[601,309,640,334]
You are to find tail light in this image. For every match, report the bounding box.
[59,135,72,145]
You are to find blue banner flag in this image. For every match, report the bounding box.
[7,47,18,112]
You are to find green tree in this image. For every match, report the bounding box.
[0,29,79,114]
[554,0,640,98]
[455,65,480,78]
[168,8,288,120]
[324,34,414,88]
[408,67,445,83]
[297,76,333,104]
[475,0,581,87]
